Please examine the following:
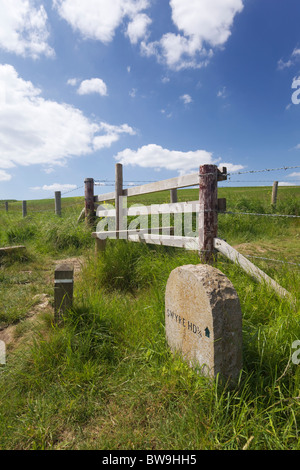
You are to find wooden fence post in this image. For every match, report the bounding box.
[170,189,178,203]
[5,202,8,212]
[199,164,218,263]
[271,181,278,207]
[85,178,95,225]
[22,201,27,218]
[54,264,74,325]
[95,237,107,255]
[115,163,123,238]
[55,191,62,216]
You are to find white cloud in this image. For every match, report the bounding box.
[115,144,245,175]
[126,13,152,44]
[93,123,136,150]
[67,78,79,86]
[0,170,11,182]
[217,86,227,98]
[77,78,108,97]
[180,94,193,105]
[0,65,135,178]
[31,183,77,192]
[142,0,243,70]
[115,144,225,175]
[217,162,244,173]
[43,167,55,174]
[0,0,54,58]
[115,144,214,174]
[288,172,300,179]
[277,58,293,70]
[278,47,300,70]
[278,181,298,187]
[53,0,150,44]
[53,0,243,71]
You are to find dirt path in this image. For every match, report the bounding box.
[0,256,85,349]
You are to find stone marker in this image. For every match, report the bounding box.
[165,264,242,383]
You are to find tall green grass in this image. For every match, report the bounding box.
[0,212,93,256]
[0,240,299,450]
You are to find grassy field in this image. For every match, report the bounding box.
[0,185,299,450]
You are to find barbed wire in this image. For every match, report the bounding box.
[223,180,300,184]
[228,165,300,176]
[224,211,300,218]
[245,254,300,267]
[61,185,84,195]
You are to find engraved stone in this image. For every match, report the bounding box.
[165,264,242,383]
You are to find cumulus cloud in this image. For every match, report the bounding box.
[0,65,135,179]
[53,0,151,44]
[115,144,213,174]
[141,0,244,70]
[0,0,54,58]
[77,78,108,97]
[115,144,244,175]
[53,0,243,70]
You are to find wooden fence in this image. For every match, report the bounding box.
[86,163,293,301]
[85,163,227,263]
[1,192,63,217]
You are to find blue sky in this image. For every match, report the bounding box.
[0,0,300,201]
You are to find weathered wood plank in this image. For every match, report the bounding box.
[94,192,115,203]
[214,238,292,300]
[124,173,199,198]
